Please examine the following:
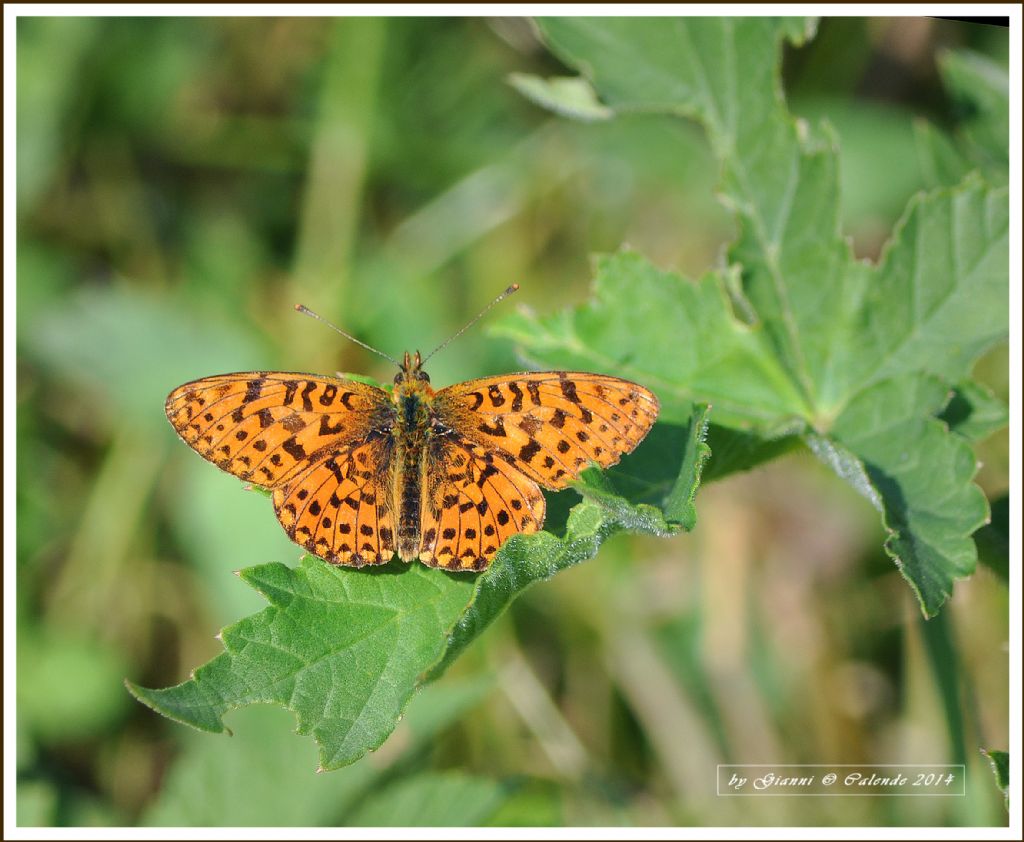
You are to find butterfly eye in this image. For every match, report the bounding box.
[394,372,405,384]
[417,371,431,383]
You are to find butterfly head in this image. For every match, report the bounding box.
[395,350,431,385]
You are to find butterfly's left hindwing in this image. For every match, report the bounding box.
[165,372,393,489]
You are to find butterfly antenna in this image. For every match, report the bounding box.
[294,304,400,366]
[420,284,520,366]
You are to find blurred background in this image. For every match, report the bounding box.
[14,16,1009,827]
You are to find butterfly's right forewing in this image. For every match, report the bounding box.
[165,372,393,489]
[417,432,545,571]
[435,372,659,490]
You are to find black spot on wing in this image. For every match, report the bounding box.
[507,382,524,412]
[319,415,346,436]
[282,380,299,406]
[300,381,316,411]
[319,384,338,406]
[519,439,541,462]
[487,384,505,407]
[526,381,542,406]
[282,437,307,460]
[560,375,581,404]
[243,378,266,403]
[478,418,506,437]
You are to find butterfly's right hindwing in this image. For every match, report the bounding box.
[165,372,393,489]
[417,433,545,571]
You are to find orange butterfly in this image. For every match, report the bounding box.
[165,288,659,572]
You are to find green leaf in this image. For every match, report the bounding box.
[494,253,808,432]
[826,377,988,616]
[913,48,1008,189]
[134,397,704,762]
[839,179,1008,399]
[507,73,612,122]
[939,381,1008,443]
[430,405,709,679]
[536,17,814,121]
[701,425,801,483]
[343,771,515,826]
[939,49,1009,172]
[133,277,707,764]
[128,559,476,770]
[142,676,493,825]
[979,748,1009,810]
[513,17,1007,615]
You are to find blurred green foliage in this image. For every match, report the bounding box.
[15,15,1009,828]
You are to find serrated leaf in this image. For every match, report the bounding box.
[827,377,988,616]
[133,402,705,763]
[430,405,708,678]
[701,425,801,483]
[516,18,1007,616]
[980,748,1009,810]
[530,18,1007,410]
[939,381,1009,443]
[129,559,476,770]
[142,676,493,826]
[496,254,808,432]
[536,17,813,124]
[840,179,1008,399]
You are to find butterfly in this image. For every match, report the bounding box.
[165,289,659,572]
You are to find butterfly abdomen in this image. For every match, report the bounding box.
[393,387,431,561]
